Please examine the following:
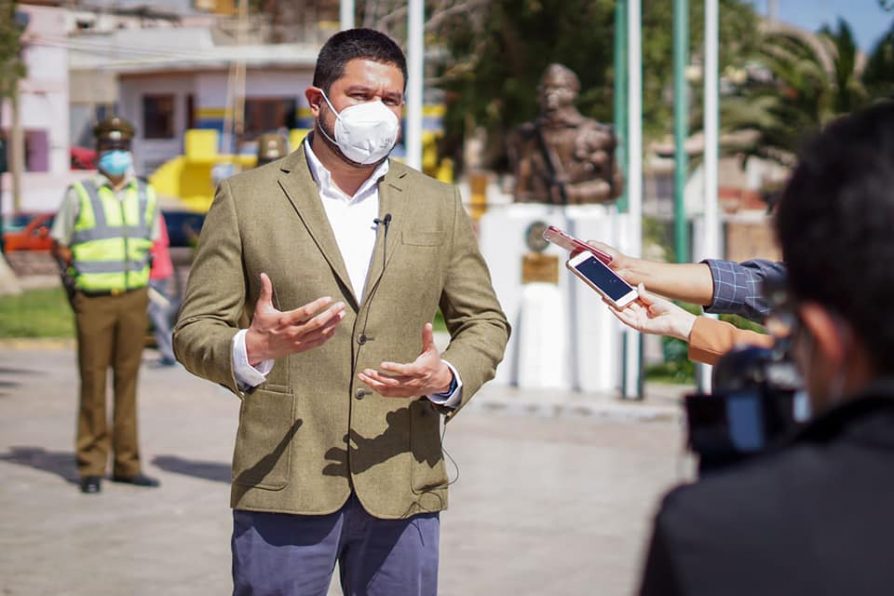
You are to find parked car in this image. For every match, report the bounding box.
[162,210,206,248]
[70,146,97,170]
[1,209,204,253]
[2,212,55,252]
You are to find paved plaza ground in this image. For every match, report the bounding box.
[0,342,694,595]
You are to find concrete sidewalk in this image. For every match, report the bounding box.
[0,344,693,595]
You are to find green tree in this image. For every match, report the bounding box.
[642,0,759,141]
[436,0,760,171]
[436,0,616,170]
[721,18,869,166]
[864,21,894,98]
[0,0,26,102]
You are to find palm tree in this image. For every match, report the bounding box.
[721,18,867,166]
[863,21,894,99]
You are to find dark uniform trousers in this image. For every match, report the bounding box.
[74,287,149,477]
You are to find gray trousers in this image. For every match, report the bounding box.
[232,495,439,596]
[147,279,175,362]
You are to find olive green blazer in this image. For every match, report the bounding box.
[173,145,510,518]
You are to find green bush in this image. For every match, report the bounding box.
[0,288,75,338]
[643,303,768,384]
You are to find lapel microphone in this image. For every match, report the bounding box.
[359,213,393,342]
[373,212,392,272]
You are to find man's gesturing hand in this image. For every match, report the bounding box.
[357,323,454,398]
[245,273,346,365]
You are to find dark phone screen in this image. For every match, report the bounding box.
[573,255,633,300]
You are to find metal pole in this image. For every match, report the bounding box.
[613,0,628,213]
[0,107,5,255]
[768,0,779,23]
[405,0,424,171]
[10,79,22,213]
[673,0,689,263]
[232,0,248,155]
[698,0,720,392]
[623,0,643,399]
[340,0,355,30]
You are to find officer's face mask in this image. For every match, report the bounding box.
[98,150,133,177]
[316,91,400,165]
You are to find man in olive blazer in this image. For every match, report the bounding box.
[173,29,509,595]
[175,143,508,515]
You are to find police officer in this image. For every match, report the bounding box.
[255,132,288,167]
[50,116,161,494]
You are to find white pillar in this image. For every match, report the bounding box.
[405,0,424,171]
[340,0,354,30]
[698,0,721,392]
[623,0,643,399]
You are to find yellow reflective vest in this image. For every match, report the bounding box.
[69,178,157,292]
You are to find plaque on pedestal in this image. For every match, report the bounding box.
[522,220,559,285]
[521,253,559,284]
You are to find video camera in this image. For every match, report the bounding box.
[683,277,808,475]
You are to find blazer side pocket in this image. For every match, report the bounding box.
[409,401,448,495]
[402,231,444,246]
[232,388,298,490]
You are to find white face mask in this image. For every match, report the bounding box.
[318,92,400,165]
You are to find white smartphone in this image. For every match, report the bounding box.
[566,251,638,308]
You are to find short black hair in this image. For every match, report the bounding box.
[312,28,407,93]
[776,101,894,373]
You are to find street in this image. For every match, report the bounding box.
[0,344,692,596]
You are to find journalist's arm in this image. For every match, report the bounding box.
[586,241,785,323]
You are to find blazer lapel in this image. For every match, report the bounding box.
[361,164,409,304]
[277,145,357,307]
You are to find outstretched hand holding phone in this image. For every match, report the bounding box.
[542,225,612,264]
[608,283,696,341]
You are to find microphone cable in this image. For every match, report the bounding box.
[369,213,461,493]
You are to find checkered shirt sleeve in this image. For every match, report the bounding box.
[702,259,786,323]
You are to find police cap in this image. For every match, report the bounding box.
[256,133,288,166]
[93,116,135,147]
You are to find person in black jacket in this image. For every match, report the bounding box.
[640,101,894,596]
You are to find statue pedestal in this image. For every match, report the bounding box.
[479,203,630,392]
[516,282,567,388]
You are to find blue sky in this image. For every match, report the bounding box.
[745,0,894,51]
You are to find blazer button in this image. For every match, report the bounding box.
[355,389,370,400]
[357,334,367,345]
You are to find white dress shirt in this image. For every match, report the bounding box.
[231,142,461,406]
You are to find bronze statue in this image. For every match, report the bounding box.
[509,64,623,205]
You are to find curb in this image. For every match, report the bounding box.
[468,397,680,422]
[469,383,685,422]
[0,338,76,350]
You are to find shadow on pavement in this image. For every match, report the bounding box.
[0,379,22,393]
[152,455,231,483]
[0,366,37,375]
[0,446,79,484]
[0,366,30,396]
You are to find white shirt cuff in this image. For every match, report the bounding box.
[426,360,462,408]
[232,329,274,389]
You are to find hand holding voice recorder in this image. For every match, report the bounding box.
[566,250,638,308]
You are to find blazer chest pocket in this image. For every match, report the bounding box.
[402,231,444,246]
[232,388,297,490]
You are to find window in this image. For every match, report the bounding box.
[143,94,176,139]
[243,98,297,140]
[25,130,49,172]
[185,94,196,130]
